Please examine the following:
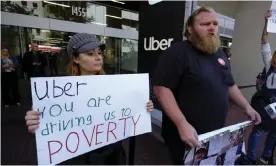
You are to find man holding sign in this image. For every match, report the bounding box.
[153,7,261,165]
[25,33,154,165]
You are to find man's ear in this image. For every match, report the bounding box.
[188,27,193,35]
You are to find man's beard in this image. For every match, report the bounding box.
[190,30,221,54]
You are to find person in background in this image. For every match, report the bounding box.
[22,43,46,78]
[247,9,276,165]
[24,33,154,165]
[222,47,232,60]
[152,7,261,165]
[1,45,21,108]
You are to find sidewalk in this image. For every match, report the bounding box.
[1,79,270,165]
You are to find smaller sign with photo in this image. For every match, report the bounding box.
[264,102,276,120]
[183,121,251,165]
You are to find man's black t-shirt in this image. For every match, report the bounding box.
[152,40,235,141]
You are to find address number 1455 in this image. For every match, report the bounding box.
[72,6,86,17]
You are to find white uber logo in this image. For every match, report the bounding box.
[144,37,174,51]
[264,102,276,120]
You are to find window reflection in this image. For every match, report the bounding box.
[1,25,21,56]
[1,25,137,76]
[87,3,106,26]
[121,10,139,31]
[120,39,138,74]
[1,0,38,16]
[220,36,232,48]
[104,37,119,74]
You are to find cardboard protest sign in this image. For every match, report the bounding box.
[267,0,276,33]
[184,121,252,165]
[31,74,151,165]
[264,102,276,120]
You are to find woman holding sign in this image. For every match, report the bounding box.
[248,9,276,165]
[25,33,154,165]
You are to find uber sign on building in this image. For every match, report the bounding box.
[138,1,186,109]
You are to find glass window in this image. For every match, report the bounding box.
[1,24,137,76]
[1,25,30,78]
[33,2,38,8]
[36,29,41,36]
[120,39,138,74]
[1,0,38,16]
[86,3,106,26]
[121,10,139,31]
[21,1,27,6]
[44,1,89,22]
[104,37,120,74]
[1,1,139,31]
[220,36,232,48]
[1,25,21,56]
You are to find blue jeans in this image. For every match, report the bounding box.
[247,125,276,161]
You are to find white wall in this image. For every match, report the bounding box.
[230,1,276,100]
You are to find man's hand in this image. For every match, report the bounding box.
[265,9,272,20]
[245,106,262,125]
[177,121,201,148]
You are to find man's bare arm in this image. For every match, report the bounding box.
[228,85,251,111]
[153,86,201,147]
[228,84,262,124]
[153,86,187,127]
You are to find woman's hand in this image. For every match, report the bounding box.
[146,100,154,112]
[25,110,40,134]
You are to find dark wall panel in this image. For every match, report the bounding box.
[138,1,186,109]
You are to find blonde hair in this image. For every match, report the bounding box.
[184,7,215,38]
[67,59,105,76]
[270,50,276,67]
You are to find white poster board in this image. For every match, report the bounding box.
[184,121,252,165]
[31,74,151,165]
[267,0,276,33]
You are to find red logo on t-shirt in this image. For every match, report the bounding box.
[218,58,225,66]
